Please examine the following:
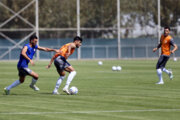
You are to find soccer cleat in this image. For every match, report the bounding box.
[52,91,60,95]
[63,88,70,95]
[29,85,40,91]
[4,87,10,95]
[168,71,173,80]
[156,82,164,85]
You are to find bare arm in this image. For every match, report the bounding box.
[153,43,161,52]
[171,44,178,54]
[21,46,34,65]
[46,55,56,69]
[38,46,59,52]
[46,51,62,69]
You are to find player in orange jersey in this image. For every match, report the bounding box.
[153,26,178,84]
[46,36,82,94]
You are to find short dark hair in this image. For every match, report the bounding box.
[164,26,170,31]
[73,36,83,42]
[29,35,38,41]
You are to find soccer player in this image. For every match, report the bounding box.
[153,26,178,84]
[4,35,58,95]
[46,36,82,95]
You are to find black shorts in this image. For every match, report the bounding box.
[54,56,71,71]
[156,55,170,69]
[18,67,32,77]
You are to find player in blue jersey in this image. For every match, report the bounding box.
[4,35,58,95]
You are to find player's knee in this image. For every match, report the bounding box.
[71,71,76,75]
[60,73,66,76]
[31,71,39,80]
[19,79,24,83]
[34,74,39,80]
[19,76,25,83]
[59,71,66,76]
[69,66,75,72]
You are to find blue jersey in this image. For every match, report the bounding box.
[17,43,38,68]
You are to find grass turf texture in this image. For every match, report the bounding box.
[0,60,180,120]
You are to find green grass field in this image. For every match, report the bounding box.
[0,59,180,120]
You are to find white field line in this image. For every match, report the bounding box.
[0,109,180,115]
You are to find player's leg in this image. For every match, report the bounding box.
[4,68,27,95]
[52,70,66,95]
[54,56,76,94]
[53,56,67,94]
[161,56,173,80]
[156,55,164,84]
[29,70,40,91]
[168,69,173,80]
[63,65,76,94]
[4,76,25,95]
[161,56,170,74]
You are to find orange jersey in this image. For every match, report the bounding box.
[54,43,75,59]
[160,35,174,56]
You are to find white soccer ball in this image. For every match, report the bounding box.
[116,66,122,71]
[69,86,78,95]
[112,66,117,71]
[173,57,177,62]
[98,61,103,65]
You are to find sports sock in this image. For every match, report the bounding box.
[30,78,37,86]
[157,69,163,83]
[162,68,170,74]
[53,76,65,92]
[6,80,21,90]
[64,71,76,89]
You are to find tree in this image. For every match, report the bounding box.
[1,0,180,38]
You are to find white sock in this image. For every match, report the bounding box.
[157,69,163,83]
[162,68,170,74]
[64,71,76,89]
[30,78,37,86]
[53,76,65,92]
[6,80,21,90]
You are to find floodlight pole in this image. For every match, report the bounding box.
[77,0,81,60]
[117,0,121,59]
[35,0,39,60]
[158,0,161,57]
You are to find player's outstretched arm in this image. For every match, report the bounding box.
[21,46,34,65]
[38,46,59,52]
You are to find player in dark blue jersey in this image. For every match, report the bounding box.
[4,35,58,95]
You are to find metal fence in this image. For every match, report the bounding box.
[0,0,180,60]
